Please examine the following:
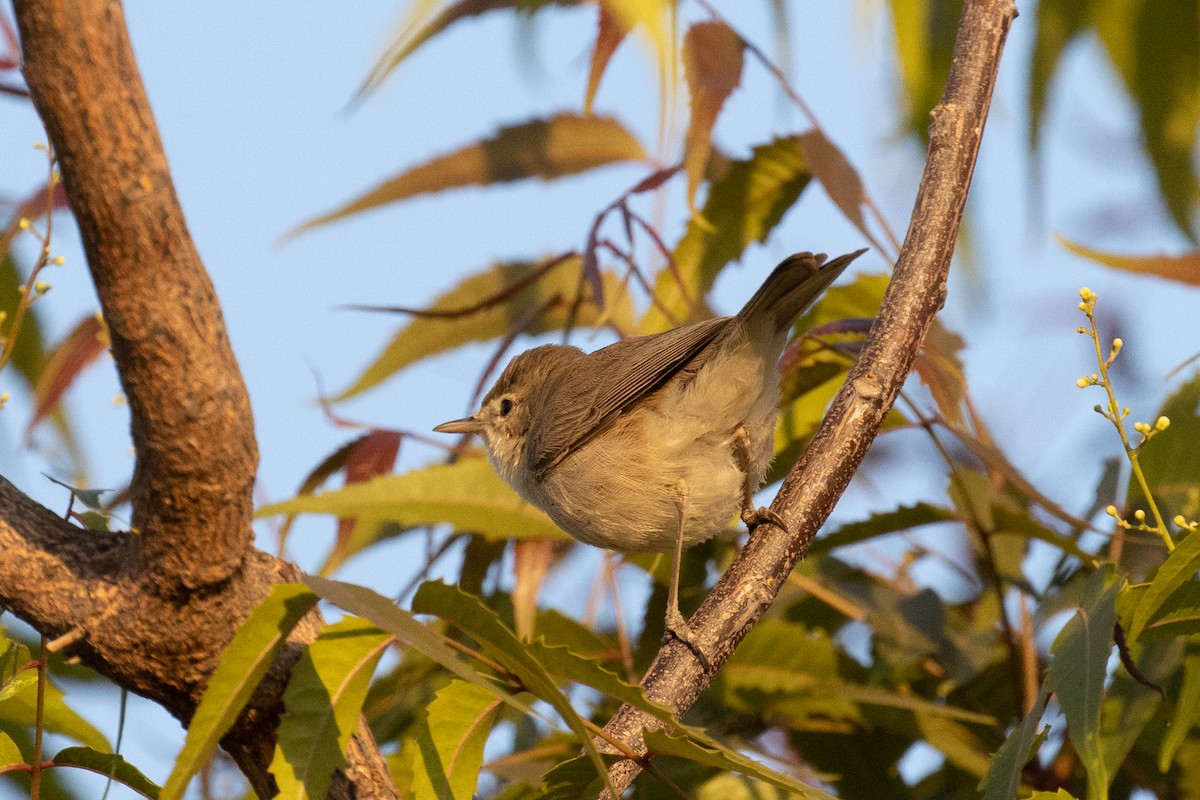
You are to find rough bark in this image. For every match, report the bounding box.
[595,0,1019,795]
[2,1,395,797]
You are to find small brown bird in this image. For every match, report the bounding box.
[436,249,864,660]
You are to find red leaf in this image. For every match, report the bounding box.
[335,430,404,553]
[1060,237,1200,287]
[584,3,629,114]
[682,21,744,209]
[26,314,108,438]
[796,128,869,234]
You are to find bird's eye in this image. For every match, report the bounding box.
[499,397,513,417]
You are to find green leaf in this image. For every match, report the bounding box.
[411,680,501,800]
[809,502,957,557]
[681,21,744,209]
[640,136,813,333]
[1129,532,1200,642]
[642,728,838,799]
[0,641,109,752]
[159,584,318,800]
[330,256,632,401]
[410,582,619,797]
[913,712,991,777]
[539,753,611,800]
[1096,2,1200,241]
[1162,644,1200,770]
[291,114,645,237]
[1100,636,1177,778]
[1045,566,1119,800]
[301,575,539,721]
[269,617,390,800]
[51,746,161,799]
[1060,238,1200,287]
[889,0,963,140]
[1028,0,1092,152]
[0,731,22,769]
[358,0,579,98]
[0,254,50,391]
[979,682,1051,800]
[257,459,567,546]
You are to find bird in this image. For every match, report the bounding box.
[435,248,865,664]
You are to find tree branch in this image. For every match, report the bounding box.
[595,0,1018,793]
[4,2,396,797]
[14,0,256,591]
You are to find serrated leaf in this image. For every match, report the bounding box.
[301,575,539,722]
[358,0,579,98]
[51,746,161,799]
[270,617,390,800]
[642,728,837,799]
[682,21,744,210]
[291,114,645,238]
[332,256,632,401]
[160,584,318,800]
[410,582,619,797]
[1046,566,1119,800]
[0,731,22,768]
[1160,642,1200,771]
[1129,532,1200,642]
[979,682,1051,800]
[1060,238,1200,287]
[25,312,107,437]
[640,136,813,332]
[412,680,501,800]
[257,459,567,550]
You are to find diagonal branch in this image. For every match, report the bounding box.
[595,0,1018,794]
[14,0,257,590]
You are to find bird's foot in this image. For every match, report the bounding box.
[662,606,713,672]
[741,505,788,533]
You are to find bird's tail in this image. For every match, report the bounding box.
[737,248,867,335]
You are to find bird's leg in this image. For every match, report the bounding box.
[663,479,712,671]
[734,425,788,532]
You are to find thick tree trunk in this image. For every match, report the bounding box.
[1,1,395,797]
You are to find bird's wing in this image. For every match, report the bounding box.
[530,316,730,476]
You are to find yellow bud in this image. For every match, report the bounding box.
[1112,338,1123,351]
[1134,509,1146,522]
[1156,416,1170,431]
[1079,287,1092,300]
[18,217,29,230]
[1076,377,1090,388]
[34,281,50,294]
[0,391,9,407]
[51,256,65,265]
[1105,505,1119,518]
[1091,374,1099,382]
[1077,301,1088,312]
[1175,515,1188,527]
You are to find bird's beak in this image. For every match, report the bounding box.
[433,416,484,435]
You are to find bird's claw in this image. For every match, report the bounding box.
[742,505,787,532]
[663,607,713,672]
